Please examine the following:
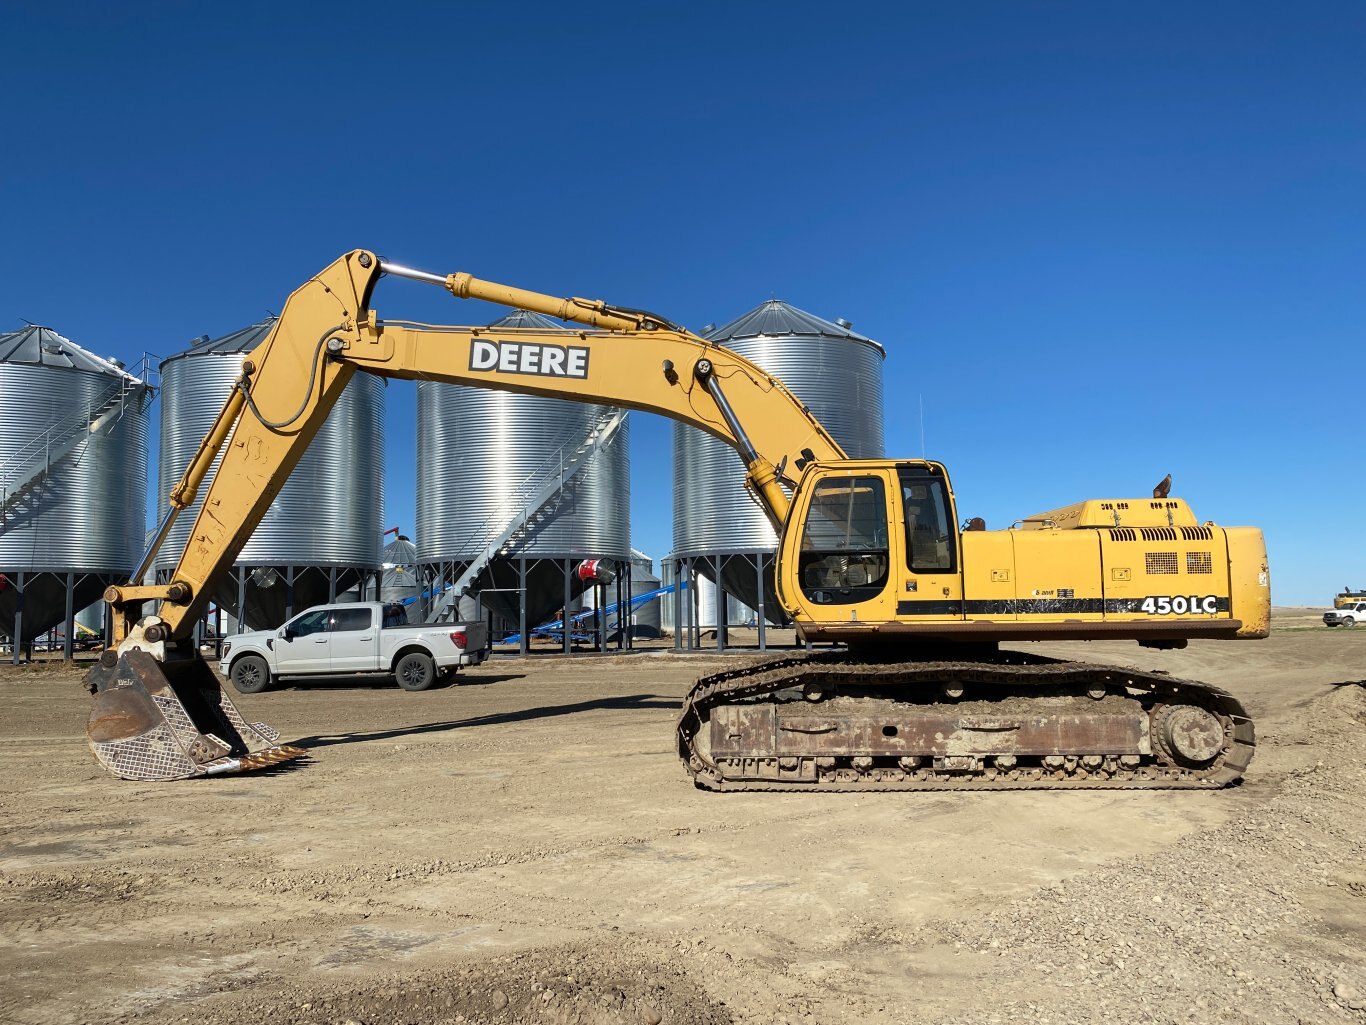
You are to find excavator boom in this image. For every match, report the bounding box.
[85,250,843,780]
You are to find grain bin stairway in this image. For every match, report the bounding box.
[427,407,627,623]
[0,377,143,529]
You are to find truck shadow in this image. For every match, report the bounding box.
[292,692,676,749]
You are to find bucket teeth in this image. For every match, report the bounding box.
[238,746,306,772]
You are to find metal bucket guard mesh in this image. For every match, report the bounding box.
[85,651,304,780]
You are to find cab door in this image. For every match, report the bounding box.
[786,469,896,622]
[893,464,964,620]
[328,606,377,672]
[275,608,331,673]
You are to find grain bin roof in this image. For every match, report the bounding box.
[161,319,276,367]
[383,534,418,566]
[0,325,143,379]
[702,299,884,357]
[487,310,565,329]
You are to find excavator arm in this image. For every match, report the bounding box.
[85,249,843,780]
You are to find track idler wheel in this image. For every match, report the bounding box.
[1151,704,1225,768]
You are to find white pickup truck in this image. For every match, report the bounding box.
[219,601,488,694]
[1324,601,1365,628]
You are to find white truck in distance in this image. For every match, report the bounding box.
[219,602,488,694]
[1324,601,1366,628]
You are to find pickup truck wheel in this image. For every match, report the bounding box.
[1342,617,1357,629]
[395,652,437,692]
[229,654,272,694]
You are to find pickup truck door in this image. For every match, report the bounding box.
[275,608,332,673]
[328,606,377,672]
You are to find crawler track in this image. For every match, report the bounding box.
[677,653,1254,791]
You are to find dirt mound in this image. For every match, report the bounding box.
[134,940,732,1025]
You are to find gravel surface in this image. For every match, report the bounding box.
[1,614,1363,1025]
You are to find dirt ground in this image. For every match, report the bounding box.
[2,609,1364,1025]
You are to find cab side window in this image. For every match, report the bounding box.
[898,469,956,573]
[288,609,330,637]
[331,607,373,632]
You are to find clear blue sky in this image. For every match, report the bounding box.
[5,1,1363,605]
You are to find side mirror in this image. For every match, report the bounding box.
[281,627,294,641]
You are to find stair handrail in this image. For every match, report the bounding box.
[425,408,628,621]
[1,366,156,515]
[0,359,157,485]
[448,407,624,559]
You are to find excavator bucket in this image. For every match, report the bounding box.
[85,650,304,781]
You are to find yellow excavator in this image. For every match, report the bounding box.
[86,250,1268,789]
[1335,588,1366,610]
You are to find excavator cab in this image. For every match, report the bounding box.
[781,460,965,633]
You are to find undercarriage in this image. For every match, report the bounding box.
[677,652,1254,791]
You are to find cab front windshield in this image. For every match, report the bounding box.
[798,475,890,605]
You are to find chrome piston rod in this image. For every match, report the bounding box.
[379,260,447,286]
[694,359,759,465]
[129,505,181,585]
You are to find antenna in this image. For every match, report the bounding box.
[919,394,926,461]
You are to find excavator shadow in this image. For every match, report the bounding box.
[294,692,675,749]
[446,673,524,688]
[279,672,526,691]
